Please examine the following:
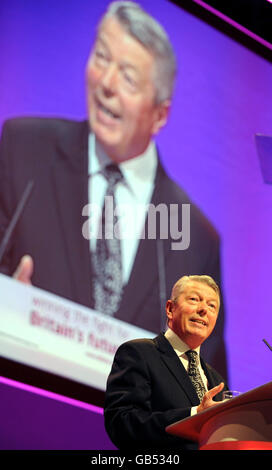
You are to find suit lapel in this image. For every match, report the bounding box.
[201,358,215,389]
[201,357,223,401]
[116,161,172,324]
[51,121,93,307]
[155,335,223,405]
[155,334,200,405]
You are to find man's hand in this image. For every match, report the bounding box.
[197,382,224,413]
[13,255,34,285]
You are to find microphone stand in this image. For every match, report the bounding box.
[262,338,272,352]
[0,180,34,264]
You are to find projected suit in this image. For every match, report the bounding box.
[0,117,226,373]
[0,2,227,376]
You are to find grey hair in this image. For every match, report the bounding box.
[171,275,221,305]
[98,1,177,104]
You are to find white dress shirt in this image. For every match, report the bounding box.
[165,328,208,415]
[88,133,157,284]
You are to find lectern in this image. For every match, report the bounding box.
[166,382,272,450]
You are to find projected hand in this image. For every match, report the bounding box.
[13,255,34,285]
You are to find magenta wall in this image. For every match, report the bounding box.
[1,0,272,402]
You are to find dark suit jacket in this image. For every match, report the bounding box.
[0,117,227,376]
[104,333,228,450]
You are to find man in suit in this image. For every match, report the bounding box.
[0,2,226,375]
[104,275,228,450]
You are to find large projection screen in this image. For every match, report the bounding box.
[0,0,272,403]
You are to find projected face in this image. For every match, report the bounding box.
[86,17,169,163]
[166,281,219,349]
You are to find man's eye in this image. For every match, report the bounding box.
[122,71,138,89]
[95,50,108,63]
[124,74,134,84]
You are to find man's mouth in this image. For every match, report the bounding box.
[190,318,207,327]
[97,99,121,120]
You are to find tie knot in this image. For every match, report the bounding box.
[103,164,123,188]
[186,350,199,365]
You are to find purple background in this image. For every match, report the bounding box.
[1,0,272,401]
[0,376,116,450]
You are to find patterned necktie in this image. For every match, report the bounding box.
[92,164,123,316]
[186,350,206,401]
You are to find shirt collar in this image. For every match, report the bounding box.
[88,133,157,201]
[88,133,110,175]
[165,328,201,357]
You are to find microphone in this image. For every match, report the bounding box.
[262,338,272,352]
[0,180,34,264]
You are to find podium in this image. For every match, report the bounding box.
[166,382,272,450]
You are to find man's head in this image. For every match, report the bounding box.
[86,1,176,162]
[166,275,220,349]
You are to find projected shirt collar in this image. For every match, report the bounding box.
[88,133,157,202]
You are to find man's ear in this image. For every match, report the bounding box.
[151,100,171,136]
[166,299,173,324]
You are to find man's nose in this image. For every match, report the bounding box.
[101,64,118,95]
[197,302,207,315]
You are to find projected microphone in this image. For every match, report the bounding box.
[0,180,34,264]
[263,338,272,352]
[156,238,167,331]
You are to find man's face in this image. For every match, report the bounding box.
[166,281,220,349]
[86,17,169,162]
